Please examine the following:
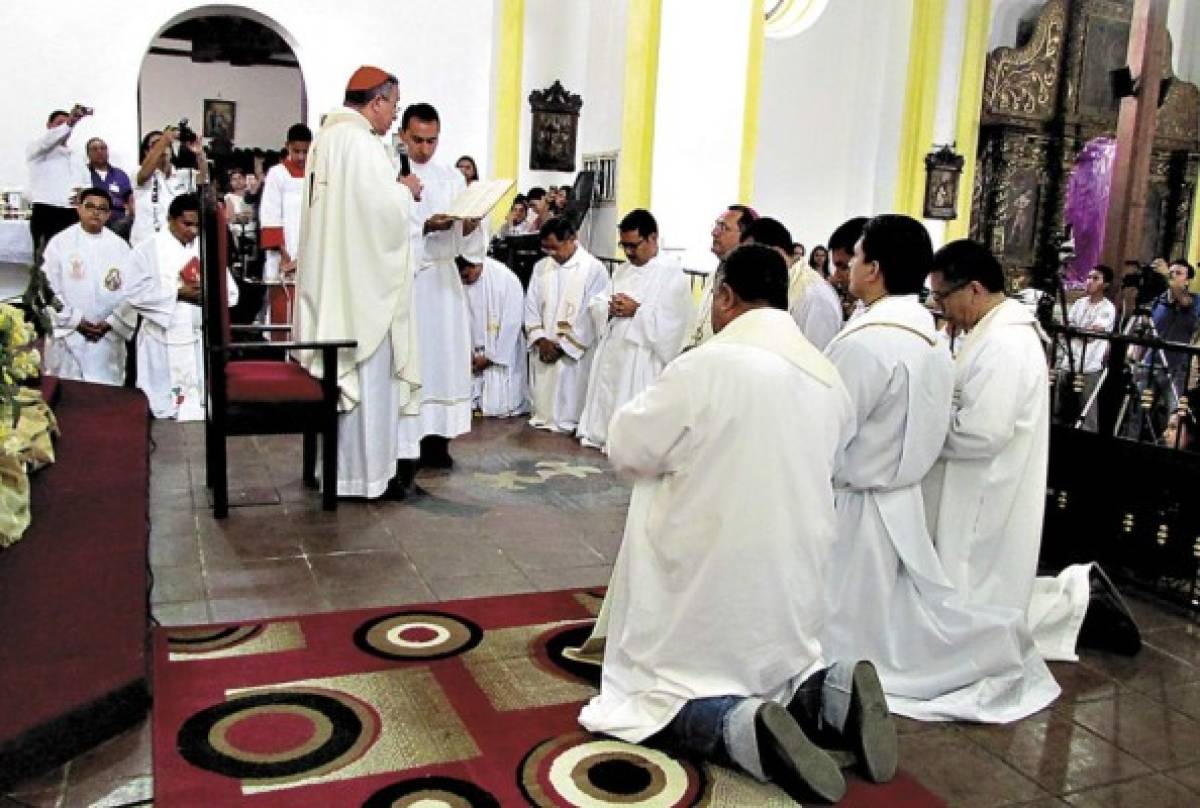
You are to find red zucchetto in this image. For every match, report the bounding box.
[346,66,390,92]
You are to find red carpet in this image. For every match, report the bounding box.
[153,590,944,806]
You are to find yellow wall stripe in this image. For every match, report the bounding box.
[894,0,949,216]
[489,0,525,230]
[946,0,992,240]
[1190,177,1200,273]
[739,0,766,204]
[615,0,663,218]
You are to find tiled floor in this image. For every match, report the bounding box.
[6,416,1200,807]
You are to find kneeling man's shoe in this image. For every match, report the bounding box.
[1079,564,1141,656]
[755,701,846,804]
[846,661,898,784]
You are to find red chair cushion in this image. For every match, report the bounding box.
[226,360,324,404]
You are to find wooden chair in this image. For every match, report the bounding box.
[199,197,355,518]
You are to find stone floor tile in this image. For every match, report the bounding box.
[64,719,151,789]
[1047,661,1120,703]
[148,528,202,568]
[321,580,437,611]
[426,571,539,601]
[1124,594,1196,633]
[399,533,522,579]
[1064,773,1199,807]
[298,522,401,555]
[526,564,614,592]
[1078,644,1200,702]
[5,763,67,799]
[308,550,421,592]
[1142,625,1200,667]
[1163,679,1200,722]
[208,592,331,623]
[897,728,1047,808]
[150,563,206,604]
[1162,761,1200,795]
[494,532,607,572]
[204,556,316,600]
[152,600,211,626]
[199,522,306,569]
[961,706,1150,794]
[1067,690,1200,769]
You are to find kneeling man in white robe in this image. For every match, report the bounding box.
[822,215,1060,723]
[742,216,843,350]
[456,247,527,417]
[111,193,238,420]
[577,208,692,449]
[925,239,1141,662]
[42,188,131,385]
[524,216,608,433]
[579,244,894,804]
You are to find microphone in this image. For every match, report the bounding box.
[396,142,411,177]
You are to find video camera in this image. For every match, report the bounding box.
[172,118,201,170]
[1120,263,1168,307]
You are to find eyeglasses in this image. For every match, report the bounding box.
[81,203,111,213]
[618,239,645,252]
[930,281,971,304]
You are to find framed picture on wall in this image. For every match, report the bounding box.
[203,99,236,142]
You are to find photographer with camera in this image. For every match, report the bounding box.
[26,104,92,255]
[1141,259,1200,420]
[130,122,207,247]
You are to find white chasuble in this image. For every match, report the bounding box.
[408,159,473,440]
[112,229,237,420]
[923,299,1089,662]
[464,258,527,417]
[576,255,692,449]
[523,248,609,433]
[823,295,1059,722]
[297,107,421,494]
[42,224,132,385]
[788,261,843,350]
[579,308,853,742]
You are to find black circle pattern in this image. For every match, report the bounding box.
[542,624,601,686]
[353,610,484,662]
[361,776,500,807]
[177,691,363,779]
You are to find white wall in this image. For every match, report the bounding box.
[753,0,913,251]
[578,0,627,255]
[0,0,494,192]
[519,0,590,192]
[139,47,303,150]
[652,0,755,271]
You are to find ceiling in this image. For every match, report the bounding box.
[154,16,299,68]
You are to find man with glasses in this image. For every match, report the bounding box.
[84,138,133,240]
[296,66,424,499]
[925,240,1140,662]
[41,188,131,385]
[684,204,759,349]
[524,216,608,434]
[576,209,693,449]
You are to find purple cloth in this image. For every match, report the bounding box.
[1063,137,1116,289]
[88,165,133,216]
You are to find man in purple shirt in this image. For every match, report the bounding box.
[85,137,134,240]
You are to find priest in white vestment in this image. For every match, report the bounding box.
[456,248,527,417]
[110,193,237,420]
[822,216,1059,723]
[580,244,896,804]
[576,209,692,449]
[399,103,474,468]
[524,216,609,433]
[296,67,424,498]
[683,205,758,349]
[924,240,1141,663]
[742,216,843,349]
[42,189,132,385]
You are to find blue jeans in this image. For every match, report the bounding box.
[648,695,742,768]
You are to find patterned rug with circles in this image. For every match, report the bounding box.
[152,589,944,807]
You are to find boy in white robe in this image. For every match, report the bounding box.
[456,249,527,417]
[822,216,1060,723]
[577,209,692,449]
[400,103,474,469]
[296,66,423,499]
[524,216,608,433]
[925,239,1141,662]
[259,124,310,285]
[110,193,237,420]
[742,217,844,350]
[42,189,131,385]
[580,244,895,804]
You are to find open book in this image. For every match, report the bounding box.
[441,178,515,219]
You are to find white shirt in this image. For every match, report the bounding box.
[26,123,87,207]
[1059,296,1116,374]
[130,169,195,247]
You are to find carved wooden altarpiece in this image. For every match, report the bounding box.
[970,0,1200,277]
